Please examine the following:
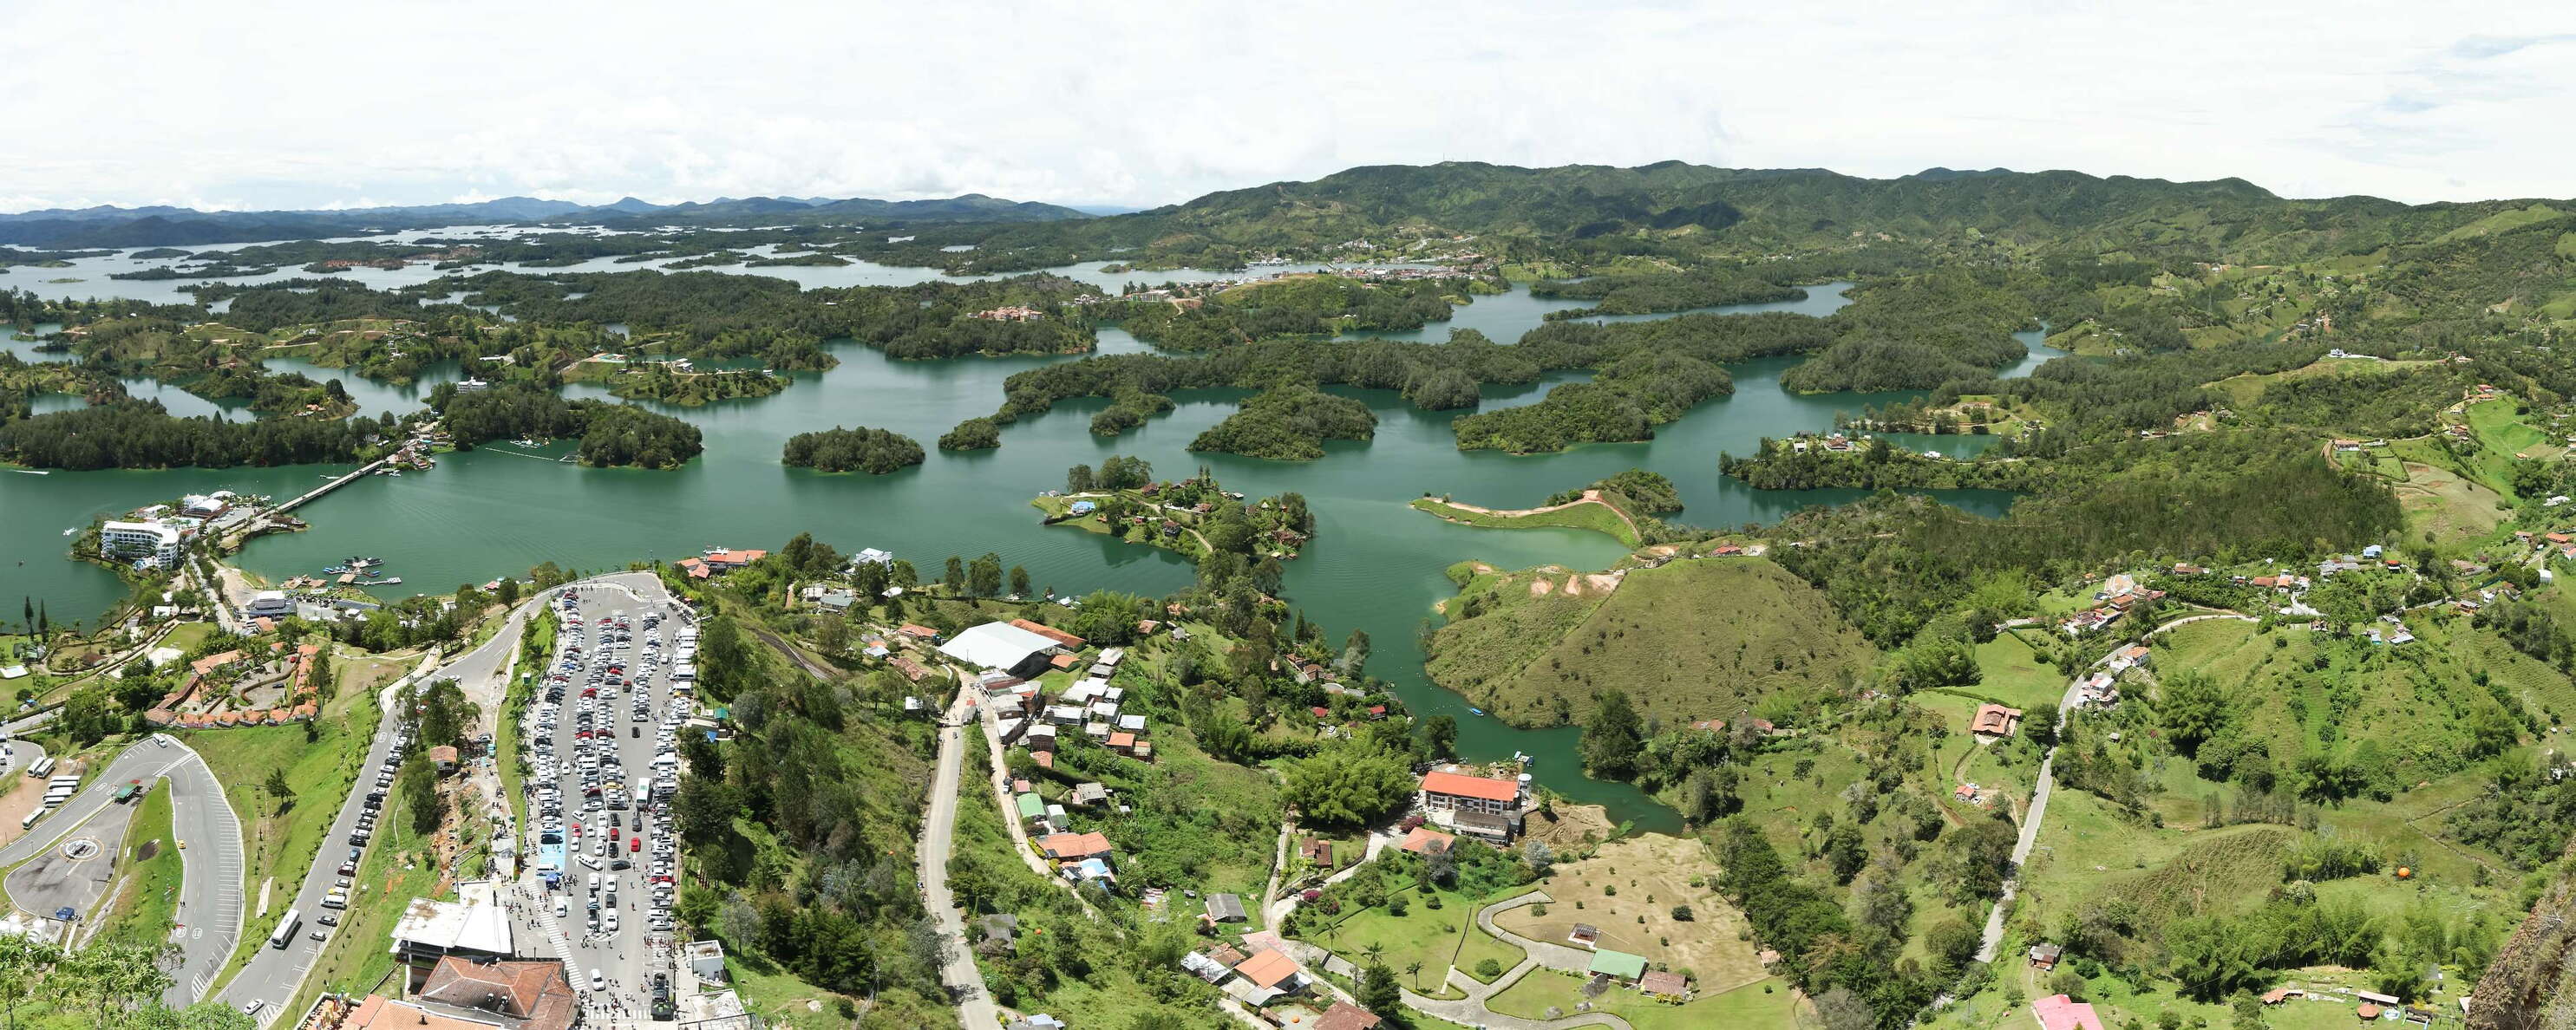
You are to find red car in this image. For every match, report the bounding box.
[630,838,641,853]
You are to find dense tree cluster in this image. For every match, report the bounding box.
[432,381,703,468]
[781,425,927,474]
[1187,387,1377,460]
[0,399,376,469]
[1532,268,1804,316]
[1102,275,1463,351]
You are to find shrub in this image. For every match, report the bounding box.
[1476,958,1504,979]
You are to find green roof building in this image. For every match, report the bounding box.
[1587,949,1648,982]
[1015,792,1046,821]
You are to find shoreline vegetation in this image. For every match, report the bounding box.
[780,425,925,474]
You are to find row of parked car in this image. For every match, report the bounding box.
[533,595,684,944]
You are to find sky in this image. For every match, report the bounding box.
[6,1,2575,213]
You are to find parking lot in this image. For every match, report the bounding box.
[520,584,692,1020]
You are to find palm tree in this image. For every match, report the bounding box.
[1405,960,1424,990]
[1363,942,1385,968]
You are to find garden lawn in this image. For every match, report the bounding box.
[195,680,382,984]
[1455,923,1527,982]
[90,784,182,947]
[1308,882,1483,999]
[1489,968,1801,1030]
[1971,635,2065,710]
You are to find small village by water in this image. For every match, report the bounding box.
[3,244,2062,823]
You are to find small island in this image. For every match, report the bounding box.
[781,425,925,474]
[1033,456,1315,565]
[1188,386,1376,460]
[585,361,790,406]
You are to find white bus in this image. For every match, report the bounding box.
[269,908,302,949]
[17,811,38,830]
[24,756,54,778]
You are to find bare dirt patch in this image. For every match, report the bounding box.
[1522,803,1617,852]
[1529,578,1554,597]
[1497,834,1769,992]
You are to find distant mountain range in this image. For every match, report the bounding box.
[0,192,1091,249]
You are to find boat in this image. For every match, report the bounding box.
[1468,707,1486,716]
[61,527,75,536]
[11,469,48,475]
[376,577,402,585]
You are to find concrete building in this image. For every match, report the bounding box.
[938,621,1066,679]
[99,520,181,565]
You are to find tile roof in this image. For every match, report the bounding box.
[1420,769,1518,803]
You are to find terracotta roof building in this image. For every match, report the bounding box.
[415,957,579,1030]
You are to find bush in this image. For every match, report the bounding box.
[1670,904,1694,922]
[1475,958,1504,979]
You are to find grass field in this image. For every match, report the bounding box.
[1496,835,1765,993]
[1971,635,2065,710]
[195,669,385,985]
[89,785,181,948]
[1488,968,1801,1030]
[1409,496,1639,547]
[1427,558,1876,729]
[1455,923,1527,981]
[2203,355,2439,410]
[1305,881,1488,999]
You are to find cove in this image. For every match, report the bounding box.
[0,271,2065,831]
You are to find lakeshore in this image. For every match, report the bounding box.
[4,272,2056,826]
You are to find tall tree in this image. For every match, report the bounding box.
[1580,689,1644,778]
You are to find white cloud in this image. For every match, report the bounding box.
[3,0,2573,212]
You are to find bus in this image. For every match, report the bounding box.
[269,909,302,949]
[17,811,38,831]
[24,756,54,778]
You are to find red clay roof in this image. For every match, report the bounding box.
[1040,831,1112,860]
[1312,1002,1383,1030]
[1010,618,1087,649]
[1399,826,1455,855]
[1420,769,1519,803]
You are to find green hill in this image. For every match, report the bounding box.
[964,161,2566,269]
[1426,556,1876,728]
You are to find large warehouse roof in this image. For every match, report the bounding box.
[938,621,1064,670]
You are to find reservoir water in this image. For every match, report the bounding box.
[3,258,2063,828]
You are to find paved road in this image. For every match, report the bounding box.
[162,738,248,1007]
[920,689,1001,1030]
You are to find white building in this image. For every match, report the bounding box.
[245,590,294,620]
[99,520,181,565]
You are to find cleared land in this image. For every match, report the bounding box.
[1495,835,1765,994]
[1427,557,1875,728]
[1409,493,1640,547]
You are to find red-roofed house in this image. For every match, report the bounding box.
[2033,994,2106,1030]
[1233,949,1306,994]
[1420,768,1520,816]
[1039,832,1113,861]
[1398,826,1455,855]
[1312,1001,1383,1030]
[1971,704,2024,739]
